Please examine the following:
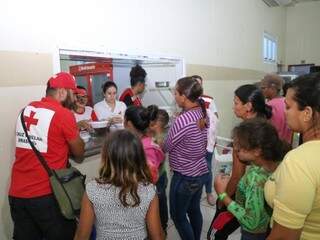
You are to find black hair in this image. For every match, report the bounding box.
[98,129,151,207]
[288,72,320,113]
[191,75,203,83]
[102,81,118,94]
[130,64,146,87]
[235,84,272,119]
[232,118,291,162]
[282,82,292,97]
[176,76,207,129]
[156,109,170,128]
[77,85,87,91]
[125,105,158,134]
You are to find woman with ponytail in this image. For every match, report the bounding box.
[164,76,209,240]
[214,118,290,240]
[213,84,272,239]
[124,105,165,183]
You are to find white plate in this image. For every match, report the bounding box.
[89,121,108,129]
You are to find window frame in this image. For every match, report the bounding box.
[263,32,277,64]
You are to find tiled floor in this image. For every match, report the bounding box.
[166,194,241,240]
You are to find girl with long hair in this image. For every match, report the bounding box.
[215,118,290,240]
[124,105,165,183]
[74,130,164,240]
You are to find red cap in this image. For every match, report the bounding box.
[48,72,77,90]
[74,88,87,96]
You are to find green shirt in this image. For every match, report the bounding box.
[227,165,272,233]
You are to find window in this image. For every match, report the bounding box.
[263,32,277,63]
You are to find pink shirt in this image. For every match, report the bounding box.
[141,137,165,183]
[267,97,292,143]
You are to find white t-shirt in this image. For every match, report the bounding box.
[206,107,218,152]
[73,106,95,122]
[94,100,127,129]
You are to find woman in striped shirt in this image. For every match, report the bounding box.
[164,76,209,240]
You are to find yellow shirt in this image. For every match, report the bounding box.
[264,140,320,240]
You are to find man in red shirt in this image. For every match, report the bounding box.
[8,72,85,240]
[119,64,146,106]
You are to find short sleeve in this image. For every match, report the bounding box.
[59,109,79,141]
[272,153,316,229]
[143,184,157,208]
[123,95,133,106]
[86,180,97,203]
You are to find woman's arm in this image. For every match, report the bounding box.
[267,221,302,240]
[74,193,95,240]
[146,195,165,240]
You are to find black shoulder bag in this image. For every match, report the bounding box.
[20,108,86,220]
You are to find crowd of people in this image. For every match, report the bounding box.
[8,66,320,240]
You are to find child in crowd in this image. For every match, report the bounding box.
[74,130,164,240]
[73,86,97,130]
[214,118,290,240]
[124,105,165,183]
[148,108,170,234]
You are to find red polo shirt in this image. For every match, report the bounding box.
[119,88,142,107]
[9,97,79,198]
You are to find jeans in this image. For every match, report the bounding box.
[9,194,76,240]
[156,172,169,233]
[170,171,209,240]
[204,151,214,194]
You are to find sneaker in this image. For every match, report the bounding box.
[207,193,216,206]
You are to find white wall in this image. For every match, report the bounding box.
[285,1,320,66]
[0,0,285,71]
[0,0,287,238]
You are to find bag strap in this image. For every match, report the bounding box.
[20,108,53,177]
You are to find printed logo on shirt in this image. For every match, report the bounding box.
[16,106,55,153]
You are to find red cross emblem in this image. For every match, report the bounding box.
[24,111,39,131]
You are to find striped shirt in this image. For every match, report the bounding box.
[164,107,208,176]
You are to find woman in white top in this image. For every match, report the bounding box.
[94,81,127,130]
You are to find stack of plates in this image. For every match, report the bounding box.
[89,120,108,129]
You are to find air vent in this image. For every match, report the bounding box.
[263,0,292,7]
